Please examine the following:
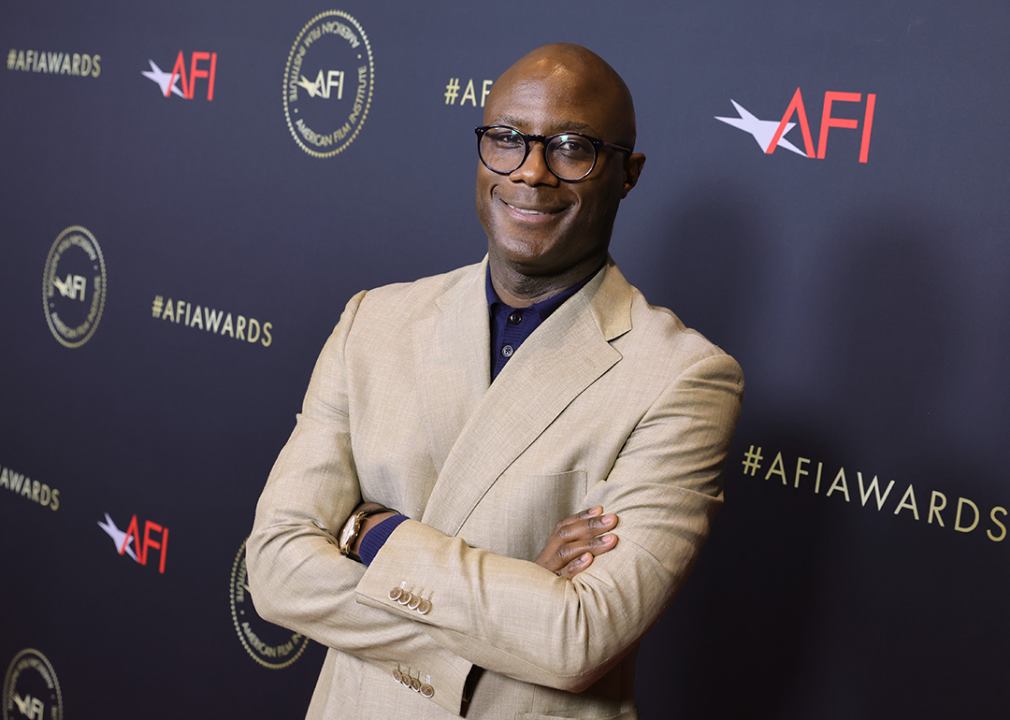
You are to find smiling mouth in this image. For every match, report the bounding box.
[503,200,562,216]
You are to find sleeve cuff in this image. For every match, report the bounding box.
[359,514,409,566]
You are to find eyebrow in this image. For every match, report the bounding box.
[494,115,598,136]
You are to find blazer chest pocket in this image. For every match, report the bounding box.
[461,469,588,561]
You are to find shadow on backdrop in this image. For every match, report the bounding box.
[637,203,1007,718]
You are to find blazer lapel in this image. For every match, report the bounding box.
[412,261,491,485]
[421,259,634,537]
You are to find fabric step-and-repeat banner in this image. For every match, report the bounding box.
[2,1,1007,718]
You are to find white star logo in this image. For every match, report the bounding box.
[12,694,30,715]
[715,100,810,157]
[141,60,184,98]
[295,74,324,98]
[98,512,138,561]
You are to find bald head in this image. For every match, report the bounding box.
[485,43,638,150]
[475,43,646,303]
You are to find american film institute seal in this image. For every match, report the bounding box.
[230,539,310,669]
[283,10,374,158]
[3,649,63,720]
[42,225,106,348]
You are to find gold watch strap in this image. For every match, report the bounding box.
[340,506,395,559]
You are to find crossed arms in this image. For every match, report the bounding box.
[247,286,743,715]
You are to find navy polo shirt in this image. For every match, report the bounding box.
[486,265,593,381]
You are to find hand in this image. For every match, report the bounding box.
[534,506,618,580]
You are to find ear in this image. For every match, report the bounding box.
[620,153,646,198]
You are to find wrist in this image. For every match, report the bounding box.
[338,505,397,561]
[351,511,397,556]
[358,513,410,566]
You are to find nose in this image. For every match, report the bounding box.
[508,141,560,187]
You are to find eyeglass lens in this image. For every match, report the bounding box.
[480,127,596,181]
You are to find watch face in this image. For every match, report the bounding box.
[339,516,358,548]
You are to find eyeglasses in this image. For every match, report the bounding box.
[475,125,632,182]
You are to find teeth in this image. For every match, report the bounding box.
[507,202,548,215]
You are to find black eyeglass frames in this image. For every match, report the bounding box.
[475,125,631,182]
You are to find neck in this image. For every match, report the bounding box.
[488,253,606,308]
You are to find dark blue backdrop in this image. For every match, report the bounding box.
[2,1,1007,718]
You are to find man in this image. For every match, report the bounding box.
[248,43,743,719]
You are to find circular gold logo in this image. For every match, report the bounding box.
[283,10,374,158]
[230,539,310,669]
[3,649,63,720]
[42,226,106,348]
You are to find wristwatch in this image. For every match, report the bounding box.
[338,506,392,560]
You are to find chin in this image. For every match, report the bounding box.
[493,236,555,266]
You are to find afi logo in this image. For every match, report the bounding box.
[142,51,217,100]
[296,69,344,99]
[98,512,170,574]
[717,88,876,163]
[53,274,86,300]
[12,693,44,720]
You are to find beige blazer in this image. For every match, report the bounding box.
[248,257,743,720]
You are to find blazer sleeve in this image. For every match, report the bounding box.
[353,350,743,693]
[245,291,473,716]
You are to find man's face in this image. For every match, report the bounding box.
[476,56,642,281]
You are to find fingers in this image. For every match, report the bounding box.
[555,509,617,545]
[549,528,618,568]
[534,507,619,577]
[553,531,619,580]
[554,505,604,530]
[556,552,593,580]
